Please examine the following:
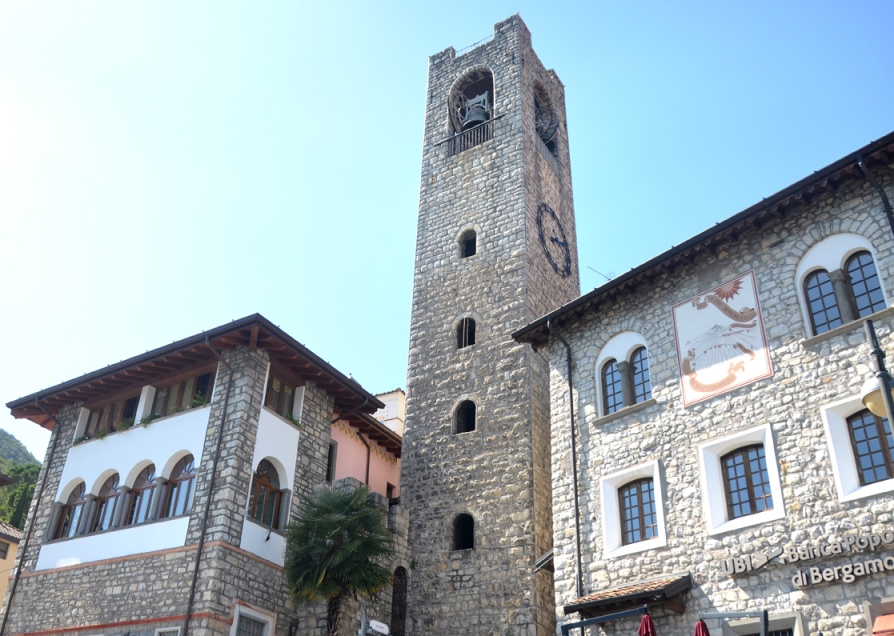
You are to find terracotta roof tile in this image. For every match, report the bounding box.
[873,614,894,635]
[0,521,23,541]
[565,572,692,617]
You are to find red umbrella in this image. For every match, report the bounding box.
[638,613,656,636]
[694,619,711,636]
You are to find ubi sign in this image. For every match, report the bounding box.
[720,529,894,588]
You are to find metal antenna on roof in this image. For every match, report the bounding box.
[587,266,612,282]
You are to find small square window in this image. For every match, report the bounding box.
[822,394,894,502]
[600,460,667,558]
[698,424,785,535]
[724,612,803,636]
[229,605,274,636]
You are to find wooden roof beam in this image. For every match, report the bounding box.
[249,325,259,350]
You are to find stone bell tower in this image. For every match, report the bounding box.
[401,16,579,636]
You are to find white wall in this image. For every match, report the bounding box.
[36,517,189,570]
[239,407,300,564]
[58,405,210,494]
[240,518,287,565]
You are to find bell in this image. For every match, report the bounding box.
[461,92,490,130]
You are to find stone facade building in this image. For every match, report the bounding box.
[401,15,578,636]
[3,315,410,636]
[514,134,894,635]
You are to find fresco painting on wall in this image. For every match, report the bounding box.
[672,271,773,406]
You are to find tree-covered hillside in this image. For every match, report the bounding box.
[0,429,37,471]
[0,429,40,530]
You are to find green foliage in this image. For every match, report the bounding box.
[141,414,161,425]
[0,463,39,530]
[117,417,134,431]
[0,430,41,530]
[191,392,208,408]
[284,485,393,636]
[0,429,37,468]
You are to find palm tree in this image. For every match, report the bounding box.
[284,484,394,636]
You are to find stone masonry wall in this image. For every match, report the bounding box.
[295,479,413,636]
[3,345,346,636]
[403,15,579,636]
[187,346,268,547]
[548,162,894,635]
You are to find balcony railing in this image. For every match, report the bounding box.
[447,119,494,156]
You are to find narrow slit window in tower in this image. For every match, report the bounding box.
[460,230,477,258]
[452,513,474,550]
[457,318,476,349]
[455,400,476,433]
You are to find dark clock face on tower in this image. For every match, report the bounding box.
[536,203,572,278]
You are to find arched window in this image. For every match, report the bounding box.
[390,567,408,636]
[55,483,87,539]
[534,82,559,156]
[797,235,888,336]
[459,230,477,258]
[455,400,476,434]
[630,347,652,404]
[804,269,842,335]
[457,318,476,349]
[448,69,494,155]
[618,478,657,545]
[721,445,773,520]
[248,459,282,529]
[125,465,157,526]
[162,455,196,518]
[847,409,894,486]
[90,475,121,533]
[597,333,654,417]
[601,360,623,415]
[846,251,886,318]
[452,513,474,550]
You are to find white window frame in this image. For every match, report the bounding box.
[724,612,804,636]
[795,233,886,335]
[600,460,667,558]
[821,393,894,502]
[595,331,649,417]
[230,603,275,636]
[155,628,181,636]
[698,424,785,535]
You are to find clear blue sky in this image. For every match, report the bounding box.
[2,2,892,459]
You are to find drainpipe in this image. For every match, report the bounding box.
[548,320,584,600]
[331,398,370,485]
[857,156,894,240]
[182,339,235,636]
[0,399,67,636]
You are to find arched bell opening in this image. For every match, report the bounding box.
[534,81,559,155]
[449,69,494,135]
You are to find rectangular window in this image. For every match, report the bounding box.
[85,396,139,437]
[264,371,304,420]
[326,442,338,482]
[0,541,10,559]
[619,478,657,545]
[721,444,774,519]
[236,616,266,636]
[847,410,894,485]
[151,371,215,418]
